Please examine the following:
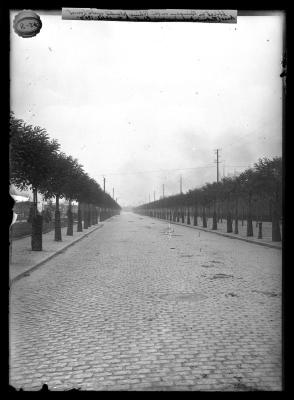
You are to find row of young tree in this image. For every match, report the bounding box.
[10,112,121,250]
[134,157,282,242]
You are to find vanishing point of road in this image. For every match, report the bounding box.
[10,212,282,391]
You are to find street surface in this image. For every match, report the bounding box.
[10,212,282,391]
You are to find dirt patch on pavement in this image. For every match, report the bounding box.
[252,290,280,297]
[159,293,207,303]
[210,273,234,279]
[225,292,238,297]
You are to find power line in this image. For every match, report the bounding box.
[95,165,217,177]
[95,164,252,180]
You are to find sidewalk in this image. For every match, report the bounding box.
[9,222,103,285]
[145,216,282,250]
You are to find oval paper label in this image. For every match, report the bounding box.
[13,10,42,38]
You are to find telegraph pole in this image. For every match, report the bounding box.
[103,177,105,192]
[180,175,182,194]
[162,184,165,198]
[149,193,150,203]
[113,187,114,199]
[214,149,221,182]
[153,191,155,202]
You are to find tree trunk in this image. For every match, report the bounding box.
[258,222,263,239]
[83,203,89,229]
[212,200,217,230]
[66,199,73,236]
[88,204,92,227]
[226,197,233,233]
[187,208,191,225]
[77,202,83,232]
[202,206,207,228]
[234,197,239,234]
[193,205,198,226]
[54,195,62,241]
[271,197,281,241]
[31,188,43,251]
[246,194,253,237]
[94,206,98,224]
[181,208,185,223]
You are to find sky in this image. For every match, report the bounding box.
[10,11,284,207]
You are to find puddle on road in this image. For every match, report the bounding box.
[179,254,193,258]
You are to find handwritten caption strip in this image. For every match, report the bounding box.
[62,9,237,23]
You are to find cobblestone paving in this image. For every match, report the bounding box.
[9,212,282,391]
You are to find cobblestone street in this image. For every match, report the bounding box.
[9,212,282,391]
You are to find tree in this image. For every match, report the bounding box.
[238,169,257,237]
[253,157,282,241]
[42,152,75,241]
[10,113,60,250]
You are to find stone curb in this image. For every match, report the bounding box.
[10,224,104,286]
[143,216,282,250]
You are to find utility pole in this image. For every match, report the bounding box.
[214,149,221,182]
[222,161,225,178]
[149,193,150,203]
[153,191,155,202]
[162,184,165,198]
[113,187,114,198]
[103,177,105,192]
[180,175,182,194]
